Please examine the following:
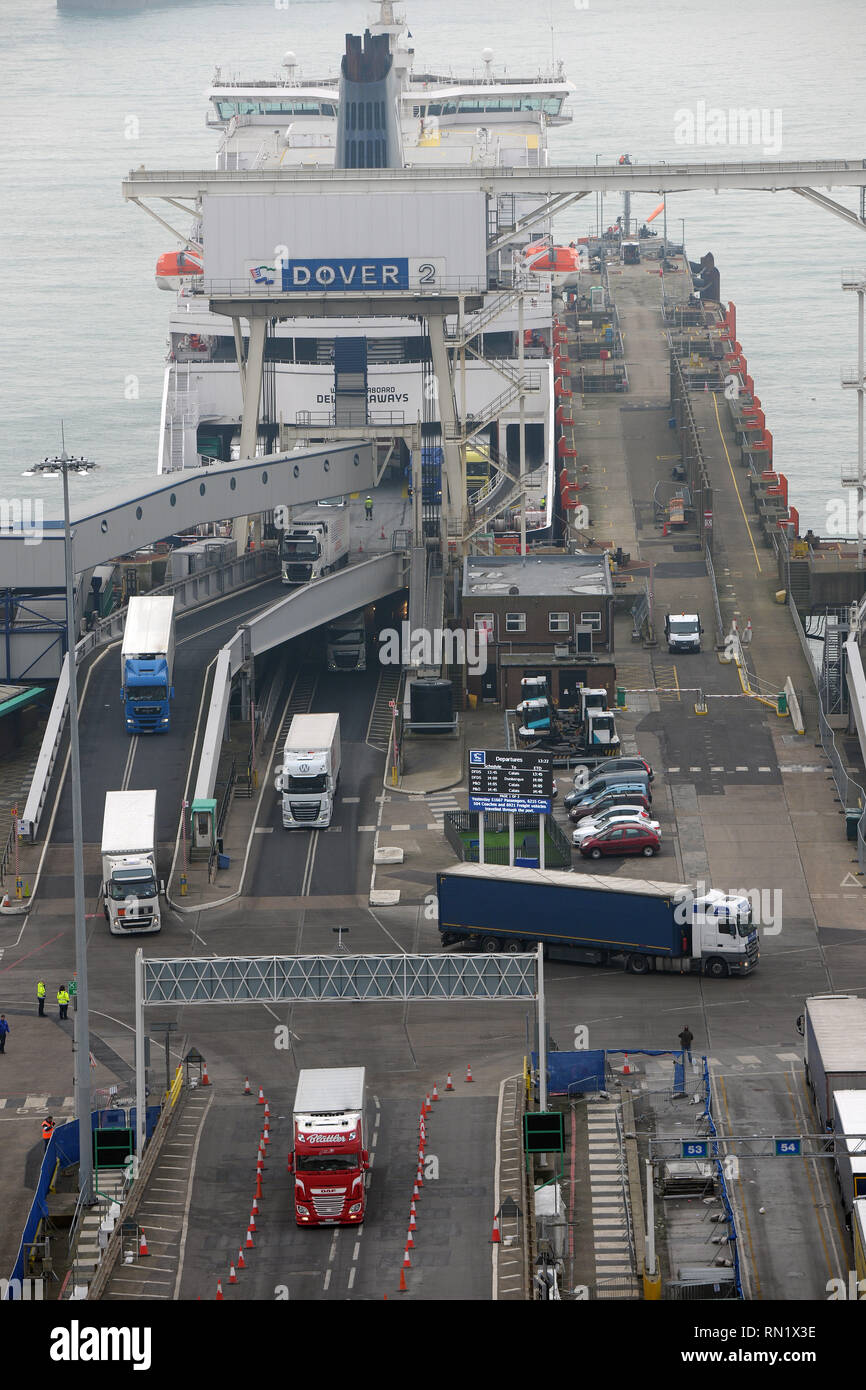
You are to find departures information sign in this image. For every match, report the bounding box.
[468,749,553,814]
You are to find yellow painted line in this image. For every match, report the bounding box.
[673,664,680,701]
[718,1073,762,1299]
[710,392,762,574]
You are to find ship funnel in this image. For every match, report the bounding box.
[335,29,404,169]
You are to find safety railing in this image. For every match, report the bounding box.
[702,1056,744,1299]
[704,543,725,647]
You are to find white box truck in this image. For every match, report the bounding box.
[121,595,176,734]
[101,790,163,934]
[803,994,866,1130]
[274,713,341,828]
[280,504,350,584]
[288,1067,369,1226]
[831,1091,866,1225]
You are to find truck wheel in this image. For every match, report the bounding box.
[704,957,729,979]
[626,954,651,975]
[503,938,524,954]
[480,935,501,952]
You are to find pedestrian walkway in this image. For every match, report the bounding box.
[0,1094,75,1113]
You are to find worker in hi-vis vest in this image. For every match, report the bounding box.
[37,980,46,1017]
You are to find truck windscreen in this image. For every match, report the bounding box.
[296,1154,358,1172]
[109,873,157,901]
[331,630,364,645]
[129,687,167,701]
[287,774,327,792]
[282,538,319,559]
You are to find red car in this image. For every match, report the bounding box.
[579,824,661,859]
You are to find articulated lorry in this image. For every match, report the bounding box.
[325,609,367,671]
[280,504,349,584]
[275,713,341,827]
[287,1068,369,1226]
[436,864,758,977]
[101,790,163,935]
[121,595,176,734]
[802,994,866,1131]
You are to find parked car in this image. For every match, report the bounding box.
[570,755,654,786]
[565,758,655,808]
[569,786,652,822]
[580,767,652,801]
[579,824,661,859]
[572,810,660,846]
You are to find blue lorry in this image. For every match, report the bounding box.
[120,595,176,734]
[436,863,759,978]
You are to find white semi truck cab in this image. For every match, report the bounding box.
[275,713,341,827]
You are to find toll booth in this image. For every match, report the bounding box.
[190,798,217,860]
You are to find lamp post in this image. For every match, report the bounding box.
[24,443,97,1205]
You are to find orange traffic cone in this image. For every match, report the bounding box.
[358,540,364,553]
[255,1173,263,1200]
[216,1279,224,1300]
[402,1250,411,1269]
[491,1216,501,1244]
[406,1229,414,1249]
[262,1126,270,1145]
[412,1182,421,1201]
[229,1263,238,1284]
[257,1087,265,1105]
[623,1053,631,1075]
[424,1094,432,1113]
[465,1064,473,1083]
[248,1213,256,1233]
[252,1198,259,1216]
[432,1085,439,1103]
[264,1102,270,1121]
[139,1231,149,1257]
[245,1229,254,1249]
[380,525,385,540]
[399,1267,408,1293]
[446,1073,454,1091]
[202,1061,210,1086]
[244,1077,251,1095]
[409,1211,417,1232]
[237,1249,246,1270]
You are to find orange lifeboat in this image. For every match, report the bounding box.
[155,248,203,291]
[523,243,581,274]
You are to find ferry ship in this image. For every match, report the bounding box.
[155,1,576,542]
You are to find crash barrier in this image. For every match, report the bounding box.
[5,1119,78,1294]
[701,1055,744,1299]
[19,548,278,844]
[531,1049,607,1097]
[704,543,725,646]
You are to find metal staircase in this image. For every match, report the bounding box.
[444,288,523,345]
[443,375,541,441]
[821,616,848,716]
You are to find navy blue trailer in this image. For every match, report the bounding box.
[436,864,758,978]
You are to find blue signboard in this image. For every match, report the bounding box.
[281,258,409,292]
[775,1138,801,1156]
[681,1140,709,1159]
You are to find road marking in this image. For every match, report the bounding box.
[710,391,762,573]
[343,797,361,804]
[323,1269,331,1291]
[358,825,377,832]
[254,827,274,834]
[347,1267,356,1289]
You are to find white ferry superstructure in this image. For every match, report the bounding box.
[157,2,575,538]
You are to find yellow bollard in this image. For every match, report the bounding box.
[180,874,188,897]
[15,877,22,900]
[643,1267,662,1300]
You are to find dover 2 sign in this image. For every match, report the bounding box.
[468,749,553,814]
[280,258,444,291]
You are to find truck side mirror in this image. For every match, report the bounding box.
[274,775,283,792]
[170,686,175,699]
[286,1154,294,1172]
[362,1149,370,1169]
[159,880,165,895]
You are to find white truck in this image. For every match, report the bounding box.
[121,595,176,734]
[664,612,703,653]
[275,713,341,828]
[101,789,163,935]
[802,994,866,1130]
[326,609,367,672]
[280,504,350,585]
[831,1091,866,1225]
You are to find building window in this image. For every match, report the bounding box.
[505,612,526,633]
[549,612,570,633]
[473,613,495,639]
[580,611,602,631]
